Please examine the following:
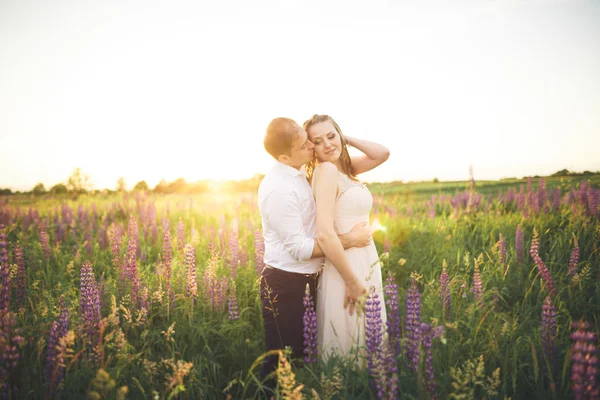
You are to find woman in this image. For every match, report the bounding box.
[303,114,390,362]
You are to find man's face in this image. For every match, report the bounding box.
[287,128,315,169]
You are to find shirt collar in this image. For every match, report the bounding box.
[272,161,307,178]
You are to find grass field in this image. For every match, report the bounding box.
[0,175,598,399]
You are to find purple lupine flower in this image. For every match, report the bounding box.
[228,222,239,279]
[440,266,451,320]
[40,225,51,258]
[589,188,599,217]
[139,286,149,322]
[185,244,197,301]
[161,214,170,233]
[110,223,125,288]
[538,178,547,213]
[302,283,317,364]
[404,277,421,374]
[163,230,173,304]
[366,288,398,400]
[541,295,557,374]
[568,235,580,277]
[45,296,69,398]
[420,323,438,399]
[254,228,265,275]
[126,217,141,307]
[12,244,26,308]
[0,226,10,313]
[530,229,556,296]
[0,308,24,398]
[228,282,239,321]
[579,180,589,214]
[498,233,507,274]
[217,275,229,311]
[571,320,599,400]
[80,261,101,361]
[385,272,401,357]
[515,225,524,264]
[517,185,525,211]
[177,218,185,254]
[552,188,561,212]
[473,260,483,308]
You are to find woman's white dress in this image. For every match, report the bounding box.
[314,170,387,362]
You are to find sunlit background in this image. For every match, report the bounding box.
[1,0,599,191]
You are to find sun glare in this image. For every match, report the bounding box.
[370,218,386,233]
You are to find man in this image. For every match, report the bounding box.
[257,117,371,395]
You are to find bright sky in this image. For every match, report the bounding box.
[1,0,599,191]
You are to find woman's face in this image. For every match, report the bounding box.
[307,120,343,164]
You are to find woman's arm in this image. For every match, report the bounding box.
[345,135,390,175]
[313,162,366,314]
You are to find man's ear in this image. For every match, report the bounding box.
[278,154,291,164]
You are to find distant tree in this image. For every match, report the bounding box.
[116,177,127,192]
[166,178,187,193]
[32,183,46,195]
[50,183,68,195]
[433,178,439,183]
[0,188,12,195]
[133,181,149,192]
[153,179,168,193]
[67,168,92,194]
[551,169,571,177]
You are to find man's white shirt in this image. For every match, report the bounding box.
[258,162,324,274]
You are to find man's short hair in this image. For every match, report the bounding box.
[264,117,300,160]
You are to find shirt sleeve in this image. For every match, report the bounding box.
[263,189,315,262]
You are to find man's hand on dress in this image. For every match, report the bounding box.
[344,278,367,316]
[344,222,372,248]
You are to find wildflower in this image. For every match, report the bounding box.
[163,230,173,304]
[45,297,70,398]
[185,244,197,300]
[12,244,26,308]
[40,225,51,258]
[177,218,185,254]
[541,296,557,375]
[276,350,304,400]
[440,261,450,320]
[570,320,599,399]
[302,283,317,364]
[254,229,265,275]
[473,255,484,308]
[404,277,421,374]
[80,261,101,361]
[497,234,507,273]
[515,225,524,264]
[228,282,239,321]
[529,228,556,296]
[568,235,580,277]
[366,288,398,400]
[420,323,444,399]
[228,221,239,279]
[385,272,401,357]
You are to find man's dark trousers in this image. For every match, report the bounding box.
[259,266,319,397]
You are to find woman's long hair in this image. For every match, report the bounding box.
[303,114,357,183]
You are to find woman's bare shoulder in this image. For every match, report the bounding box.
[314,162,338,179]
